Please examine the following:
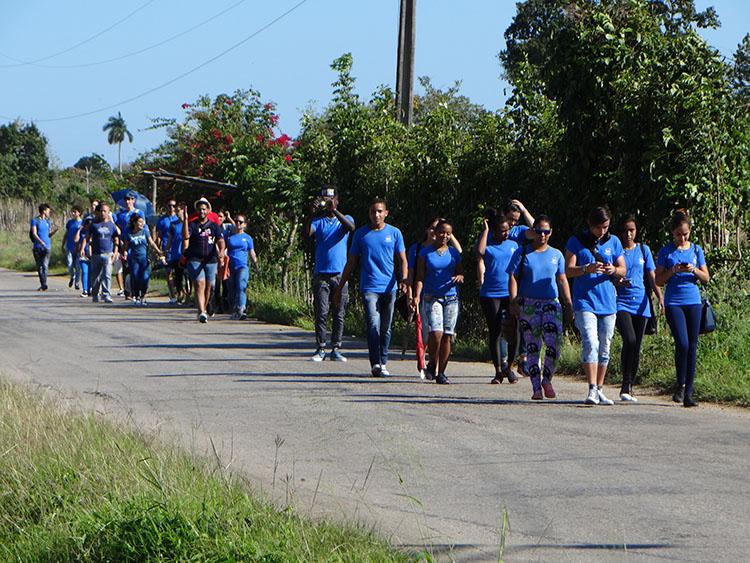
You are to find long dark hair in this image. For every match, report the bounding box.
[588,206,612,226]
[128,212,143,231]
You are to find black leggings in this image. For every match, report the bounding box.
[480,297,517,370]
[615,311,647,393]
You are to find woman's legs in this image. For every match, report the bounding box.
[519,300,543,397]
[666,304,702,404]
[480,297,503,373]
[540,301,563,384]
[616,311,637,394]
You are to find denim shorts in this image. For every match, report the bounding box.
[424,294,459,335]
[187,260,218,285]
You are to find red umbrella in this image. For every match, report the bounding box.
[415,311,426,375]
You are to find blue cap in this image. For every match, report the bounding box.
[125,191,137,199]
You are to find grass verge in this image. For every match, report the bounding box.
[0,378,417,561]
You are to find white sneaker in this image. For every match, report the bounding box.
[311,348,326,362]
[168,297,177,304]
[585,388,600,405]
[597,388,614,405]
[379,365,390,376]
[198,312,208,323]
[620,392,638,402]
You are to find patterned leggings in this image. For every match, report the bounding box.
[518,298,563,384]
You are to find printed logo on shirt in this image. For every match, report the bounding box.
[639,257,645,265]
[385,235,392,243]
[603,247,613,256]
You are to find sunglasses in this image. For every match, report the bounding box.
[534,228,552,235]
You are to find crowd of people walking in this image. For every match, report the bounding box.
[29,187,710,408]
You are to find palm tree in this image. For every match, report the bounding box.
[102,112,133,174]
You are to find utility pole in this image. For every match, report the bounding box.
[396,0,416,125]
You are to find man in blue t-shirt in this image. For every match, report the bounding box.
[154,199,179,252]
[30,203,58,291]
[336,197,408,376]
[85,203,120,303]
[115,192,145,298]
[304,185,356,362]
[62,206,83,290]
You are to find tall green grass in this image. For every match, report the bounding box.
[0,379,416,561]
[0,231,66,273]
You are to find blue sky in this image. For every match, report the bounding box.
[0,0,746,168]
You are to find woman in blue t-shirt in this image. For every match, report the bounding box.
[614,214,664,402]
[508,215,573,400]
[412,220,463,385]
[226,214,259,320]
[406,217,462,375]
[655,211,710,408]
[565,206,626,406]
[122,214,163,305]
[477,214,519,384]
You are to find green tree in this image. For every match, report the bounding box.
[102,112,133,175]
[73,153,111,175]
[0,121,53,200]
[500,0,746,246]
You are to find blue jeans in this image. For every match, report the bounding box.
[230,264,249,315]
[665,304,702,396]
[33,247,50,289]
[362,291,397,368]
[91,253,113,300]
[575,311,616,365]
[65,250,81,286]
[129,257,150,299]
[80,259,90,293]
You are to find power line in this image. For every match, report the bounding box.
[0,0,249,70]
[0,0,311,123]
[0,0,157,67]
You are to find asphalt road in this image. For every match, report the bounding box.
[1,268,748,562]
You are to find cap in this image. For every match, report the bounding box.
[125,191,137,199]
[320,185,337,198]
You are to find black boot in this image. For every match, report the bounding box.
[672,385,685,403]
[683,395,699,408]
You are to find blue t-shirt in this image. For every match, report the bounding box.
[480,239,518,298]
[349,224,406,293]
[124,225,150,261]
[311,215,353,274]
[156,214,179,251]
[30,217,51,250]
[167,221,183,262]
[226,232,254,268]
[657,243,706,306]
[407,242,421,272]
[616,243,655,316]
[115,208,145,236]
[507,245,565,300]
[419,245,462,297]
[89,221,118,254]
[508,225,529,244]
[64,218,82,252]
[566,233,624,315]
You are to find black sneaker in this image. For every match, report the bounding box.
[435,374,450,385]
[672,385,685,403]
[68,279,73,288]
[490,374,503,384]
[683,396,699,408]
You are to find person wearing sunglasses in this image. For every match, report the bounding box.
[508,216,573,400]
[565,206,626,405]
[614,214,664,402]
[226,214,259,320]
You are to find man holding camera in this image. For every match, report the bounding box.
[303,185,355,362]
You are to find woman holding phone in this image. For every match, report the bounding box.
[655,211,710,407]
[565,206,626,405]
[614,214,664,402]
